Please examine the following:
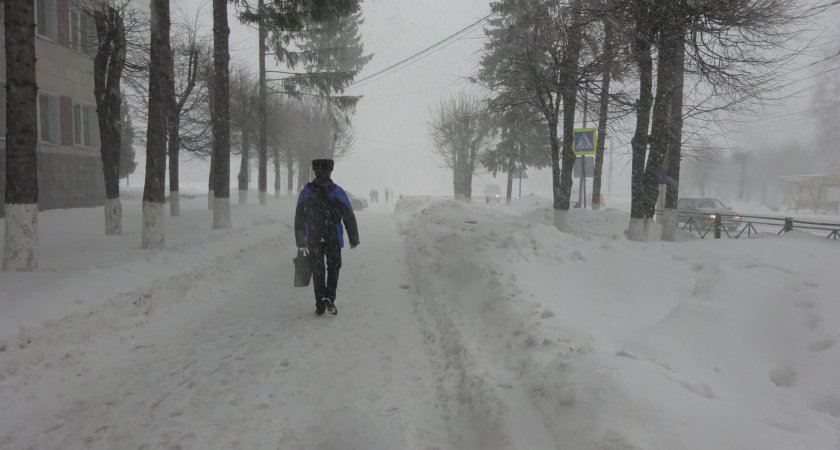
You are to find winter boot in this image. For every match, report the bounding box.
[315,298,326,316]
[323,298,337,316]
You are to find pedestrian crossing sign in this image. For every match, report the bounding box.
[573,128,597,156]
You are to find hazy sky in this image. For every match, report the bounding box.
[141,0,839,200]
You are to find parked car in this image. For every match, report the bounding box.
[484,184,502,204]
[347,191,368,210]
[677,198,742,232]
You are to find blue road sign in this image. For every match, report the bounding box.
[573,128,597,156]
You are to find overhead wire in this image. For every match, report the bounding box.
[347,12,497,90]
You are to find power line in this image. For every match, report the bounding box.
[347,12,496,89]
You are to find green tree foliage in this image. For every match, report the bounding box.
[482,105,551,203]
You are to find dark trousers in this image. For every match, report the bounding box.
[311,241,342,302]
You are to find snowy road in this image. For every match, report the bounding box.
[0,210,452,449]
[5,197,837,450]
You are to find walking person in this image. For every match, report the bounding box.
[295,159,360,316]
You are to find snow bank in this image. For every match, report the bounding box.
[396,196,840,449]
[0,190,296,342]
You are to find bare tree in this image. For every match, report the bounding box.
[169,9,211,216]
[427,93,494,200]
[142,0,173,248]
[614,0,812,240]
[85,0,132,234]
[69,0,145,235]
[211,0,232,228]
[3,0,39,271]
[229,65,258,204]
[623,0,657,240]
[592,14,616,210]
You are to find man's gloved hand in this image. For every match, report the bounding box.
[298,247,309,256]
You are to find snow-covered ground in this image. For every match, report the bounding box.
[1,192,838,449]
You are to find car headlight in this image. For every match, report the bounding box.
[708,214,716,219]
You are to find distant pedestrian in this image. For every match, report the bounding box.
[295,159,360,316]
[384,189,390,203]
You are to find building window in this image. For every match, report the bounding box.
[35,0,58,40]
[73,103,99,148]
[70,9,97,56]
[38,93,61,144]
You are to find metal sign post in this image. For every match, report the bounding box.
[573,127,597,209]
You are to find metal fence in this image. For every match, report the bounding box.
[397,196,840,240]
[674,211,840,240]
[399,195,505,205]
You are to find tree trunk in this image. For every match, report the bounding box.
[628,18,655,241]
[208,153,215,210]
[643,10,683,226]
[464,150,475,199]
[273,145,281,199]
[506,164,514,205]
[168,99,181,216]
[211,0,231,229]
[166,33,179,218]
[555,0,583,231]
[558,89,577,231]
[142,0,172,249]
[257,0,268,206]
[592,19,614,211]
[297,155,309,191]
[238,130,249,204]
[93,7,126,235]
[662,24,687,242]
[286,148,295,195]
[3,0,39,271]
[548,115,565,229]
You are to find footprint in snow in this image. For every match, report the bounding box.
[794,299,816,309]
[679,380,715,399]
[769,365,797,388]
[811,395,840,418]
[808,339,834,352]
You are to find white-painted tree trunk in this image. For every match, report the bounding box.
[3,204,38,271]
[627,217,647,241]
[661,209,677,242]
[238,189,248,205]
[170,191,180,217]
[105,198,122,235]
[259,190,267,205]
[141,201,165,249]
[213,197,232,229]
[553,209,570,231]
[208,189,214,210]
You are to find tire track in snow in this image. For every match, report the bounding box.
[1,212,451,450]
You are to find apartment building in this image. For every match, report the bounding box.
[0,0,104,217]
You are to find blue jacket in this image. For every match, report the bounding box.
[295,179,359,248]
